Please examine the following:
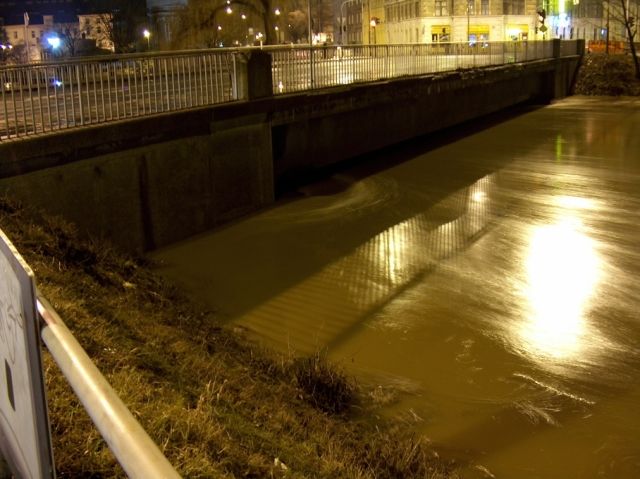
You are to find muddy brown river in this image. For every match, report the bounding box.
[153,97,640,478]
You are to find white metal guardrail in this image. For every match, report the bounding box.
[37,295,181,479]
[0,40,581,141]
[0,227,180,478]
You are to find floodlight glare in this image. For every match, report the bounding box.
[47,36,61,49]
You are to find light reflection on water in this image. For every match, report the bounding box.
[520,216,601,363]
[230,174,495,354]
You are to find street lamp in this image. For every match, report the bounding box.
[467,1,471,43]
[143,29,151,50]
[47,35,61,58]
[308,0,312,45]
[370,17,379,45]
[47,36,61,49]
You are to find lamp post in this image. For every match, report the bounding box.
[467,1,471,43]
[274,7,281,43]
[143,29,151,50]
[308,0,313,45]
[370,17,378,45]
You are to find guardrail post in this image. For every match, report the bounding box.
[310,47,316,89]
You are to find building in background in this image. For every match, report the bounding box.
[1,12,115,61]
[357,0,639,44]
[336,0,364,44]
[1,1,148,60]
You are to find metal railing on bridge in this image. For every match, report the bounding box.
[1,49,240,140]
[0,40,582,142]
[268,40,563,94]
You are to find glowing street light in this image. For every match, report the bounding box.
[275,8,281,15]
[47,36,61,49]
[226,6,233,14]
[143,29,151,49]
[241,13,247,20]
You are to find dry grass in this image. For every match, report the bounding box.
[0,195,458,478]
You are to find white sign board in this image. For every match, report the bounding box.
[0,228,55,478]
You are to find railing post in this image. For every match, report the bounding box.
[310,47,315,89]
[231,54,239,100]
[76,65,84,126]
[553,38,561,59]
[236,50,273,100]
[386,45,390,78]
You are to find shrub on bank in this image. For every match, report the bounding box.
[575,54,640,96]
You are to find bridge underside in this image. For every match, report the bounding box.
[0,56,581,252]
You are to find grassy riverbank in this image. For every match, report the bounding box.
[575,54,640,96]
[0,196,458,478]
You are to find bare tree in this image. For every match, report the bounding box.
[56,23,87,57]
[92,0,147,53]
[617,0,640,78]
[0,27,24,64]
[166,0,337,49]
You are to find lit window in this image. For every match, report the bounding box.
[435,0,449,16]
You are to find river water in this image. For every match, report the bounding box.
[152,97,640,478]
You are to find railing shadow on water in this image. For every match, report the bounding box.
[1,40,581,141]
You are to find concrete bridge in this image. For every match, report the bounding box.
[0,40,584,252]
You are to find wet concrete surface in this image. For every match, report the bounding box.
[152,97,640,478]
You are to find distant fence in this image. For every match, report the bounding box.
[0,40,582,142]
